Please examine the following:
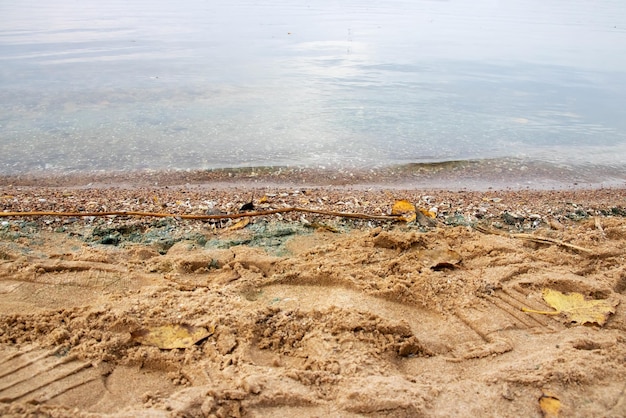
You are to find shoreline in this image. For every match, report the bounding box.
[2,182,625,227]
[2,158,625,190]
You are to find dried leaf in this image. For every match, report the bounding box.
[258,195,269,204]
[131,324,213,349]
[228,217,250,231]
[416,210,437,227]
[307,222,340,233]
[419,208,436,218]
[401,213,417,223]
[240,201,255,211]
[391,200,416,222]
[539,391,561,418]
[391,199,416,215]
[522,288,617,326]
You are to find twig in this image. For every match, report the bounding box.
[520,307,560,315]
[0,208,402,222]
[474,225,593,254]
[594,217,606,239]
[509,233,594,254]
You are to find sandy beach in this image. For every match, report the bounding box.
[0,173,625,417]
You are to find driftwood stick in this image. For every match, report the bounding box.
[0,208,402,222]
[509,233,594,254]
[474,225,593,254]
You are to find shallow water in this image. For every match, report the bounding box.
[1,0,626,186]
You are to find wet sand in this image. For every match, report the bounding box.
[3,160,626,190]
[0,173,625,417]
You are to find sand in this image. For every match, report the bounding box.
[0,177,625,417]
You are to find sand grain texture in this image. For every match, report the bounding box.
[0,185,625,417]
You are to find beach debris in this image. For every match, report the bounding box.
[130,324,213,349]
[0,206,402,223]
[419,208,437,218]
[594,217,606,239]
[539,391,561,418]
[568,208,589,221]
[240,201,255,212]
[304,221,340,233]
[416,209,438,227]
[444,214,470,227]
[509,233,592,253]
[391,200,417,223]
[547,219,564,230]
[389,199,437,226]
[502,211,524,226]
[205,207,226,216]
[604,206,626,216]
[521,288,618,326]
[473,225,593,254]
[228,217,250,231]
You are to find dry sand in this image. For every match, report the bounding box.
[0,178,625,417]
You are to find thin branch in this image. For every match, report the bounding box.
[473,224,594,254]
[509,233,594,254]
[521,307,560,315]
[0,207,402,222]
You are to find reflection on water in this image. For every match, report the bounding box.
[1,0,625,186]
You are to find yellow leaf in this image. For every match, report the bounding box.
[539,391,561,418]
[391,200,416,222]
[419,208,436,218]
[522,288,617,326]
[228,217,250,231]
[401,212,417,223]
[391,199,416,215]
[259,195,269,204]
[131,324,213,349]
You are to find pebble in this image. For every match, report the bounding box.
[502,212,524,225]
[0,183,622,235]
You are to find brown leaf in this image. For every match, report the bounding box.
[239,201,255,211]
[131,324,213,349]
[228,217,250,231]
[539,391,561,418]
[391,200,417,222]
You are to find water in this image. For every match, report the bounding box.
[1,0,626,186]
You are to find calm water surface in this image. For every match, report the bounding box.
[1,0,626,185]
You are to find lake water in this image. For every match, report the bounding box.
[1,0,626,187]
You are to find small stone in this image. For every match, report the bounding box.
[502,212,524,225]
